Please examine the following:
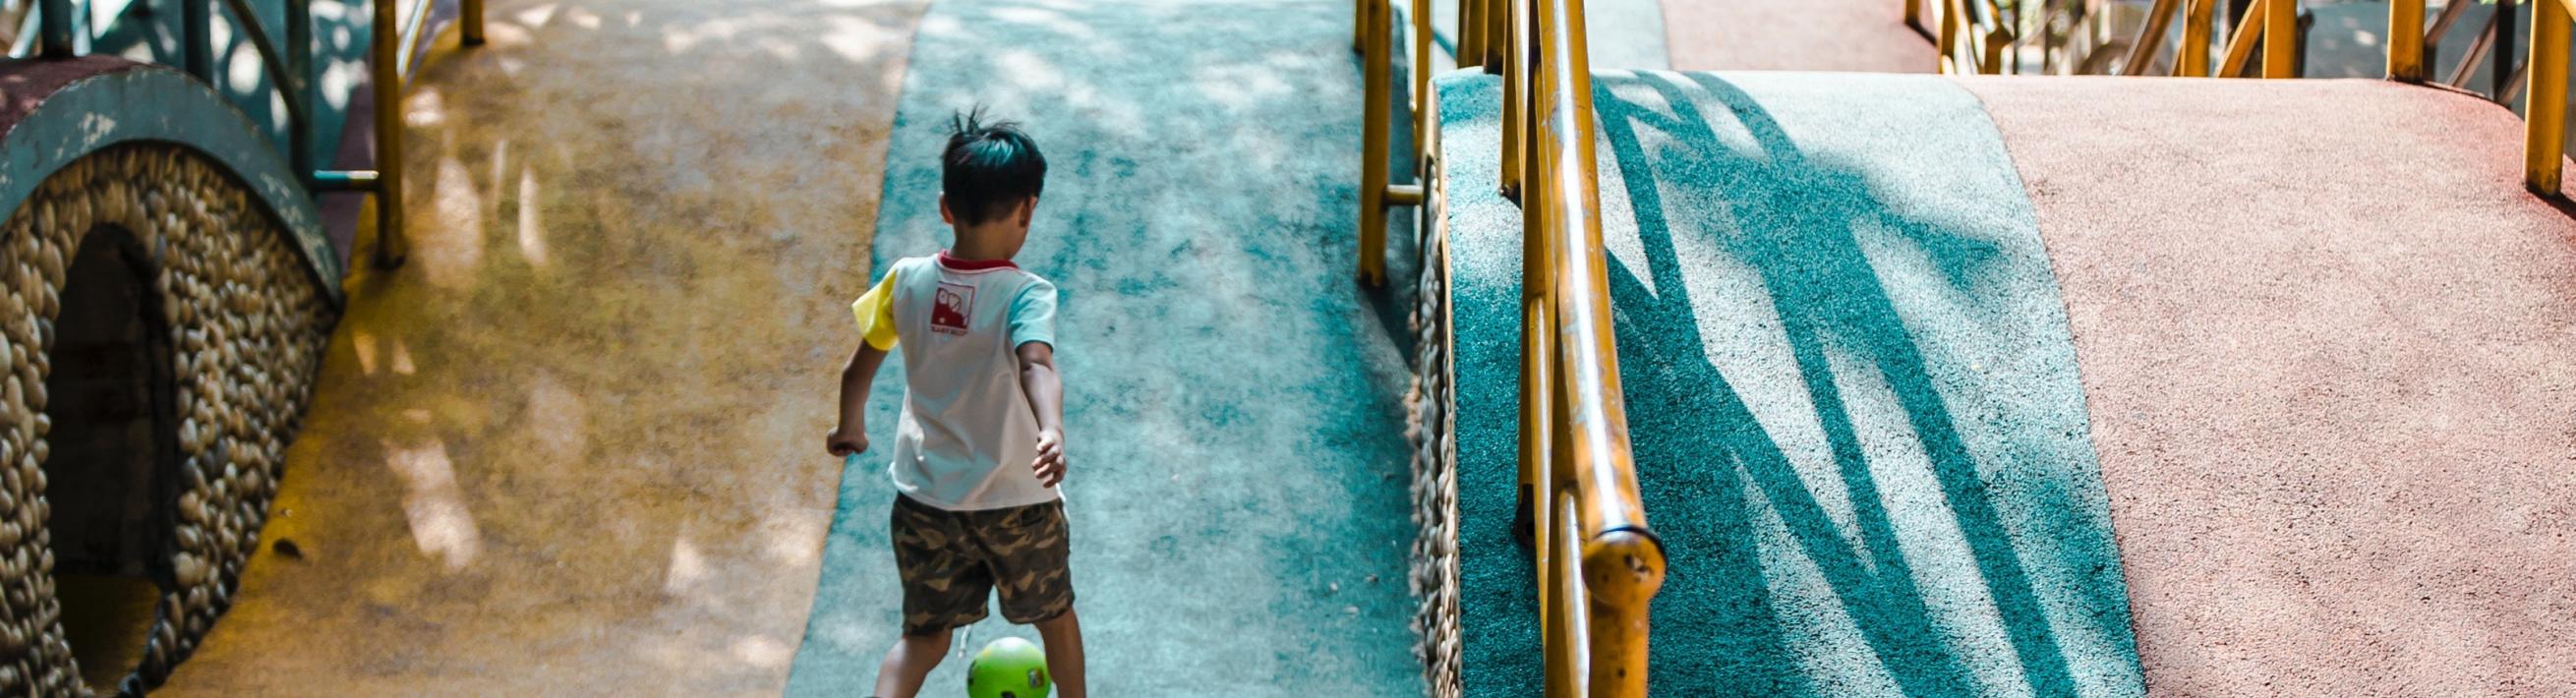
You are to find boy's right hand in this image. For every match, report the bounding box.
[825,427,869,457]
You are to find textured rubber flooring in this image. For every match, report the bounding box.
[1437,70,2142,696]
[1659,0,1934,73]
[159,0,932,693]
[1966,75,2576,695]
[784,1,1422,694]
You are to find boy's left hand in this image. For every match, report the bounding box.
[1032,430,1067,488]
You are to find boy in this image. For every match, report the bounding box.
[826,111,1084,698]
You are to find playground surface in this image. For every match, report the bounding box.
[94,0,2576,695]
[162,0,930,692]
[785,0,1422,693]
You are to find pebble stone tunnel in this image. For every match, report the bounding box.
[0,145,336,696]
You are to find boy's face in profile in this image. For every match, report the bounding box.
[938,193,1038,260]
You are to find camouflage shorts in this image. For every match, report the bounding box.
[890,494,1075,635]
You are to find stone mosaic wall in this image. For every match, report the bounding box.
[0,145,335,695]
[1405,169,1461,698]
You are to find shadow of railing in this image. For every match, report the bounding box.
[1589,71,2135,696]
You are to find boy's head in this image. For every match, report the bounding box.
[938,109,1046,259]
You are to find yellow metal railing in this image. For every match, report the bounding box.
[334,0,487,267]
[1356,0,1429,286]
[1356,0,1666,691]
[1475,0,1667,692]
[2373,0,2567,195]
[2510,0,2572,195]
[1907,0,2016,74]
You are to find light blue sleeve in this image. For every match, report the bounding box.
[1008,278,1058,350]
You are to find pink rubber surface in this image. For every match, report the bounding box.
[1659,0,1935,73]
[1963,76,2576,695]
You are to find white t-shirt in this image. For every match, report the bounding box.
[850,252,1059,510]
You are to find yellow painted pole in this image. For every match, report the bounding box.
[2124,0,2182,76]
[1360,0,1390,285]
[2526,0,2568,195]
[1412,0,1432,157]
[1354,0,1368,52]
[1937,0,1961,72]
[462,0,485,45]
[2263,0,2297,77]
[2179,0,2215,76]
[1500,0,1527,199]
[2388,0,2425,82]
[372,0,406,267]
[2218,0,2266,78]
[1460,0,1486,69]
[1549,493,1591,697]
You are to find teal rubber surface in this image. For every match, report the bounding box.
[786,1,1423,694]
[1437,70,2145,696]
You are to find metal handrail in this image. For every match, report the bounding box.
[1356,0,1429,286]
[1497,0,1665,692]
[1361,0,1664,690]
[2379,0,2564,196]
[1907,0,2016,74]
[2522,0,2572,195]
[29,0,487,270]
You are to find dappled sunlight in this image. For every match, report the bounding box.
[414,154,488,287]
[732,634,793,669]
[350,329,380,376]
[516,164,550,266]
[664,535,707,595]
[162,0,935,693]
[381,438,485,571]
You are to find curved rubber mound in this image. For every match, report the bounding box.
[1439,70,2143,696]
[1438,70,2576,695]
[1963,76,2576,695]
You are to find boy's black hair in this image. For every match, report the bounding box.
[942,108,1047,225]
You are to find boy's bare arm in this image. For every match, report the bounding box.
[827,342,890,456]
[1018,342,1068,487]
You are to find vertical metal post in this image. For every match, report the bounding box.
[1353,0,1367,52]
[2497,0,2521,98]
[1360,0,1390,285]
[2262,0,2297,77]
[462,0,485,45]
[1459,0,1486,69]
[1499,0,1525,199]
[2527,0,2567,195]
[182,0,213,81]
[2180,0,2215,76]
[2389,0,2426,81]
[1411,0,1431,156]
[36,0,73,56]
[287,0,314,174]
[373,0,407,266]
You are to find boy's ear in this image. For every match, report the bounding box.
[938,193,955,226]
[1016,197,1037,228]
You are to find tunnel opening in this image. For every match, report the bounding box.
[42,225,178,694]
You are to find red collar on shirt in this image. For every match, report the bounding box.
[936,250,1019,271]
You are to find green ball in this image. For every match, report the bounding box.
[966,637,1050,698]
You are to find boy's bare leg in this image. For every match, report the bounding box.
[1035,610,1086,698]
[873,627,952,698]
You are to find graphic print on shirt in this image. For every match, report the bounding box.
[932,281,976,335]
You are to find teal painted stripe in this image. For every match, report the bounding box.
[786,1,1422,695]
[1439,70,2143,696]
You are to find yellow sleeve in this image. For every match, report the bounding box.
[850,268,900,350]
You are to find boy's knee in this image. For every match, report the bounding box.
[905,627,954,652]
